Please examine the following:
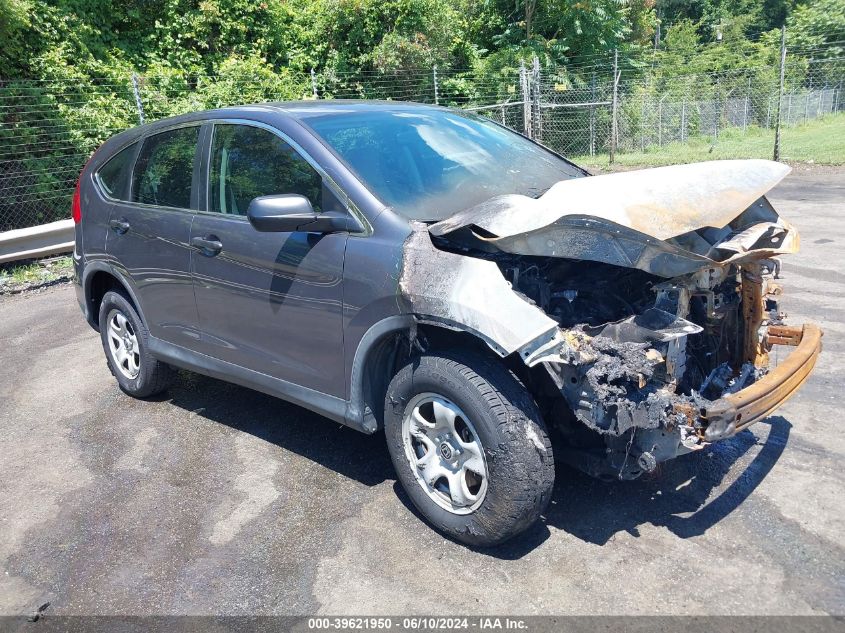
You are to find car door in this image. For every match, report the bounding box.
[105,124,201,346]
[189,121,348,397]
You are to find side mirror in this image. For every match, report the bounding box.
[246,194,351,233]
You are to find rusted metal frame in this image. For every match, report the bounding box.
[741,262,768,367]
[727,323,822,431]
[767,324,802,346]
[693,323,822,440]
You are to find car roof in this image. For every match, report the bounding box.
[163,100,441,125]
[257,100,442,118]
[106,100,444,146]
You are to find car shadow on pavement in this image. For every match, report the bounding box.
[395,416,792,559]
[484,415,792,558]
[165,370,790,559]
[164,371,396,487]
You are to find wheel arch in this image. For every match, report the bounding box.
[345,315,510,433]
[83,263,145,331]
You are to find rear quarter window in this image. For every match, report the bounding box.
[95,142,137,200]
[132,126,199,209]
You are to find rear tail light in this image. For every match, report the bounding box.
[71,178,82,224]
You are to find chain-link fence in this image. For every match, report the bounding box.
[522,49,844,166]
[2,38,843,232]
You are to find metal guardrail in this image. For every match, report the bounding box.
[0,219,74,264]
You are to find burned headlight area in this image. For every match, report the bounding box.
[505,257,781,480]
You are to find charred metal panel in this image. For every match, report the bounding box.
[399,225,558,355]
[431,160,791,240]
[429,160,799,278]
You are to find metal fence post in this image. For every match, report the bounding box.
[610,49,619,164]
[589,71,596,156]
[743,76,750,131]
[774,25,787,161]
[681,98,687,143]
[531,56,541,141]
[310,68,319,99]
[131,73,145,125]
[640,93,645,152]
[520,60,531,138]
[658,95,663,147]
[433,65,439,105]
[714,77,720,141]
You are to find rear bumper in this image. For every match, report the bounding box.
[701,323,823,441]
[73,252,87,315]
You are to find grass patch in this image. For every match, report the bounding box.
[572,112,845,169]
[0,256,73,294]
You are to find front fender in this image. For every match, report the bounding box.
[399,226,558,357]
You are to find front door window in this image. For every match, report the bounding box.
[209,124,323,216]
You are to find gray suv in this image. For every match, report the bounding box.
[74,101,821,546]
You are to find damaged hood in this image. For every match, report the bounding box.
[430,160,798,277]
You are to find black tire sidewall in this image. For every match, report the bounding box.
[98,290,160,398]
[384,353,554,547]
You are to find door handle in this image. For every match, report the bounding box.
[191,235,223,256]
[109,218,130,234]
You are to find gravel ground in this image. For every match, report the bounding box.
[0,167,843,617]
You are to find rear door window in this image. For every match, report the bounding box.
[95,142,137,200]
[132,126,199,209]
[208,124,323,215]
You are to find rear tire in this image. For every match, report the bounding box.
[99,290,174,398]
[384,351,555,547]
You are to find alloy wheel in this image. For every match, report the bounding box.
[401,392,489,515]
[106,309,141,379]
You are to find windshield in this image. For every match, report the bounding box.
[301,108,584,221]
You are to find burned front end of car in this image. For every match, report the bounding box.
[415,160,822,480]
[497,254,823,479]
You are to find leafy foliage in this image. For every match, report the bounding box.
[0,0,840,230]
[3,0,836,83]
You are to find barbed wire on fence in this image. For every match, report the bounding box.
[1,36,844,232]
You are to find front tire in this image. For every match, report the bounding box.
[99,290,174,398]
[384,351,555,547]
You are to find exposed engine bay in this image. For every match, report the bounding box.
[401,160,822,480]
[498,255,751,396]
[497,254,780,479]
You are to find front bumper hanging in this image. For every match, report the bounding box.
[701,323,823,441]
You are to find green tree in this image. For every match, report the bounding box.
[787,0,845,57]
[0,0,32,75]
[486,0,655,61]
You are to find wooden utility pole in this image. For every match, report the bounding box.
[520,60,532,138]
[774,26,787,161]
[589,71,596,156]
[610,49,619,164]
